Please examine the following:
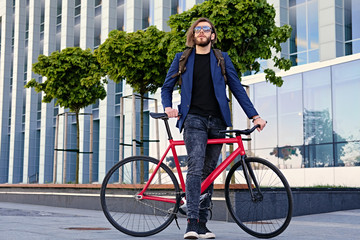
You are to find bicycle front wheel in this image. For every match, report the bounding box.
[100,156,180,237]
[225,157,293,238]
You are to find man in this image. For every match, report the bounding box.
[161,18,266,239]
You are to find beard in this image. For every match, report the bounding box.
[194,35,212,47]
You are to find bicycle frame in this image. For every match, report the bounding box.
[138,134,248,204]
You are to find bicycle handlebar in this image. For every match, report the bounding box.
[219,125,260,136]
[149,112,261,137]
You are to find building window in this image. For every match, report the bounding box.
[253,82,277,149]
[23,51,28,132]
[344,0,360,55]
[115,81,123,116]
[94,0,101,49]
[9,59,13,134]
[142,0,150,29]
[53,101,58,127]
[37,78,42,129]
[117,0,125,31]
[74,0,81,47]
[11,2,15,53]
[171,0,186,15]
[332,60,360,142]
[278,74,303,147]
[289,0,319,66]
[305,144,334,167]
[171,0,179,15]
[39,0,44,55]
[335,0,344,57]
[92,99,99,120]
[56,0,62,51]
[303,68,332,145]
[25,0,29,48]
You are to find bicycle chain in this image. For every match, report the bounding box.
[134,191,183,216]
[133,191,212,217]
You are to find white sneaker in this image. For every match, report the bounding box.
[184,231,199,239]
[199,232,216,239]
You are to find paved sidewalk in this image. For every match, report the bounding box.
[0,202,359,240]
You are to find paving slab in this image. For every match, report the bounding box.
[0,202,359,240]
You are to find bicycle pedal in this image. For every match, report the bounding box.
[178,193,187,215]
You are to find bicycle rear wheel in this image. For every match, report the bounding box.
[225,157,293,238]
[100,156,180,237]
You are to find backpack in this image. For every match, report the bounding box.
[171,48,228,86]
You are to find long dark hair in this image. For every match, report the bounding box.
[185,17,217,47]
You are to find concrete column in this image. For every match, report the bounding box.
[98,0,117,181]
[126,0,142,32]
[39,0,56,184]
[78,110,90,183]
[77,0,96,183]
[80,0,95,49]
[23,0,41,184]
[185,0,205,10]
[318,0,337,61]
[0,0,13,183]
[153,0,171,31]
[102,0,117,40]
[61,0,74,48]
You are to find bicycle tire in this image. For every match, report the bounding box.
[100,156,180,237]
[225,157,293,238]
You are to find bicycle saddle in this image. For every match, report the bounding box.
[150,112,168,119]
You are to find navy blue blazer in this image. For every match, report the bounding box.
[161,48,258,132]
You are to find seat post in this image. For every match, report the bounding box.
[164,119,173,140]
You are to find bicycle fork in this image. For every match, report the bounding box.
[240,155,263,202]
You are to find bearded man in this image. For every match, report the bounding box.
[161,17,266,239]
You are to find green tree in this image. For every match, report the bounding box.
[96,26,168,158]
[166,0,292,87]
[25,47,107,184]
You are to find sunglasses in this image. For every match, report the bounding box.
[194,26,212,34]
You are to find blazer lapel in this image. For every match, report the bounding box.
[210,49,220,84]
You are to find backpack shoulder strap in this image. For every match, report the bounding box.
[170,48,227,86]
[213,49,228,84]
[170,47,193,86]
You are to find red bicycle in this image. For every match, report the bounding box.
[100,112,293,238]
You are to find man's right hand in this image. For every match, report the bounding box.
[165,107,179,118]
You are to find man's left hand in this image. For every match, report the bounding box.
[253,118,267,132]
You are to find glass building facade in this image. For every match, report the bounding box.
[241,59,360,170]
[234,1,360,187]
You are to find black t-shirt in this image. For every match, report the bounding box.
[188,53,222,117]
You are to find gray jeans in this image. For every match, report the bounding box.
[183,114,226,221]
